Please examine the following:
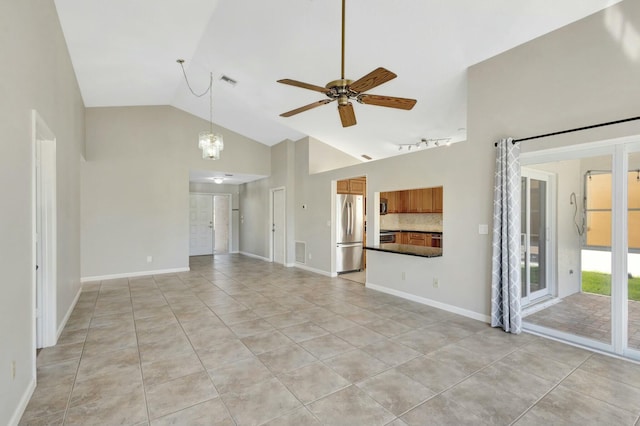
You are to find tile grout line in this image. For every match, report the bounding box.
[507,352,595,425]
[60,280,101,426]
[131,276,154,425]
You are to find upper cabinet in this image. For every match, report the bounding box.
[432,186,443,213]
[382,186,443,213]
[381,191,401,213]
[337,177,366,195]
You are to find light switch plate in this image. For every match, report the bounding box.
[479,224,489,235]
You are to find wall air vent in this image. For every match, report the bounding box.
[295,241,306,264]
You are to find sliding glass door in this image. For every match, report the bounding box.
[626,148,640,357]
[521,138,640,361]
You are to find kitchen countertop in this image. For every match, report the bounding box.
[379,229,442,234]
[365,244,443,258]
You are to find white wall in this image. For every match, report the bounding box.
[81,106,270,278]
[0,0,84,423]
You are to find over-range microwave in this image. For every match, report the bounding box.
[380,198,388,215]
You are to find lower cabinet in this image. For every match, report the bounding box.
[397,232,440,247]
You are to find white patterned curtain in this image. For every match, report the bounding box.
[491,138,522,334]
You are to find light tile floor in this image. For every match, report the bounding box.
[21,254,640,425]
[525,292,640,349]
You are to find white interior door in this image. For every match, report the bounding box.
[213,195,230,253]
[32,110,57,349]
[272,188,285,264]
[189,194,213,256]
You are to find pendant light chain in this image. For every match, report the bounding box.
[177,59,212,98]
[209,72,213,134]
[177,59,223,160]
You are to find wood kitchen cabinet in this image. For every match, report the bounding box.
[381,186,443,213]
[397,231,440,247]
[397,232,409,244]
[432,186,443,212]
[337,177,366,195]
[407,232,426,245]
[381,191,401,213]
[410,188,434,213]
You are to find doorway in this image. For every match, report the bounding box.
[189,193,232,256]
[32,110,57,349]
[521,168,554,305]
[271,188,286,264]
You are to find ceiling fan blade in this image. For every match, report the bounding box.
[277,79,330,93]
[280,99,333,117]
[349,67,397,93]
[338,103,356,127]
[358,94,417,110]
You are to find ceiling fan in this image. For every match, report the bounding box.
[277,0,417,127]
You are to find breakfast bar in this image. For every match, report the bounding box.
[365,243,442,258]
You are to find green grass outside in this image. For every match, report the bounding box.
[582,271,640,301]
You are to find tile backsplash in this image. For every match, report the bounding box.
[380,213,443,232]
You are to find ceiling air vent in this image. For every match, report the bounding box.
[220,75,237,86]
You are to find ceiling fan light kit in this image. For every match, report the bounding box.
[277,0,416,128]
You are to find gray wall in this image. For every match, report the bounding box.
[239,139,296,264]
[308,137,361,174]
[81,106,271,278]
[0,0,84,423]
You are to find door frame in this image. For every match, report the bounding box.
[521,134,640,360]
[521,167,556,305]
[269,187,286,264]
[31,110,57,353]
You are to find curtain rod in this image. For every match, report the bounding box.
[494,115,640,146]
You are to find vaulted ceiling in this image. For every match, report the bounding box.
[55,0,622,161]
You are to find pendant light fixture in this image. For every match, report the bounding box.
[177,59,224,160]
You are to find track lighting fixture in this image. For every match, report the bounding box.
[397,138,452,152]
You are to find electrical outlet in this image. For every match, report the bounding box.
[11,361,16,380]
[146,256,152,263]
[433,278,439,288]
[401,272,406,280]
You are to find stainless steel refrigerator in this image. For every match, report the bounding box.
[336,194,364,273]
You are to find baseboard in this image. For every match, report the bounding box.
[294,263,333,277]
[366,282,490,323]
[238,251,271,262]
[8,377,36,426]
[57,285,82,340]
[81,267,190,283]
